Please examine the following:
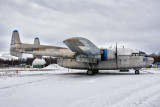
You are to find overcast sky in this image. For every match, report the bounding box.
[0,0,160,54]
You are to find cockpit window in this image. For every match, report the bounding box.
[132,51,146,56]
[132,53,138,56]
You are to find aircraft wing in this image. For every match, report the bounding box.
[63,37,101,55]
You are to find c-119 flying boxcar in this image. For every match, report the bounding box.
[10,30,154,75]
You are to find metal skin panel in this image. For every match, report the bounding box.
[11,30,21,45]
[107,49,116,59]
[10,51,22,58]
[34,37,40,46]
[117,48,137,55]
[118,56,131,69]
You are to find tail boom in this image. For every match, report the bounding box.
[10,30,75,58]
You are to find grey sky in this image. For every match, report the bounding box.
[0,0,160,54]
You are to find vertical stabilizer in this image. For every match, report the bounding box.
[11,30,21,45]
[10,30,22,58]
[34,37,40,46]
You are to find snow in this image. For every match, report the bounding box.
[43,64,65,69]
[0,51,18,60]
[0,51,34,60]
[32,58,46,65]
[0,66,160,107]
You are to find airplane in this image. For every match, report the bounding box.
[10,30,154,75]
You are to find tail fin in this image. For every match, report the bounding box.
[11,30,21,45]
[10,30,67,58]
[10,30,22,58]
[34,37,40,46]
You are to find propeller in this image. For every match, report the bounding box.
[115,43,118,69]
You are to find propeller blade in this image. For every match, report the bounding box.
[115,42,118,69]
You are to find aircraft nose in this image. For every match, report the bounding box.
[145,57,154,67]
[148,57,154,66]
[150,57,154,63]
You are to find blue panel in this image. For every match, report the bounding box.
[104,49,108,60]
[25,49,33,52]
[143,57,148,61]
[13,30,18,32]
[35,37,39,39]
[143,58,145,61]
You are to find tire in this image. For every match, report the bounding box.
[87,70,94,75]
[135,70,140,74]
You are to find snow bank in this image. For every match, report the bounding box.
[32,58,46,65]
[43,64,65,69]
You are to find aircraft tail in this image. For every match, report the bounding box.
[10,30,22,58]
[10,30,68,58]
[11,30,21,45]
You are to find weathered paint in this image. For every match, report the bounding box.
[58,55,153,70]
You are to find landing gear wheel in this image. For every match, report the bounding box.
[135,70,140,74]
[87,70,94,75]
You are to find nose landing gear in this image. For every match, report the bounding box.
[135,70,140,74]
[87,70,94,75]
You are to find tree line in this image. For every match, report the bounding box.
[150,53,160,63]
[0,57,57,67]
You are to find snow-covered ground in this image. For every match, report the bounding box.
[0,65,160,107]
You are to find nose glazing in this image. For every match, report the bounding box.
[148,57,154,66]
[150,57,154,63]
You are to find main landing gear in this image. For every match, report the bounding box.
[135,70,140,74]
[87,69,99,75]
